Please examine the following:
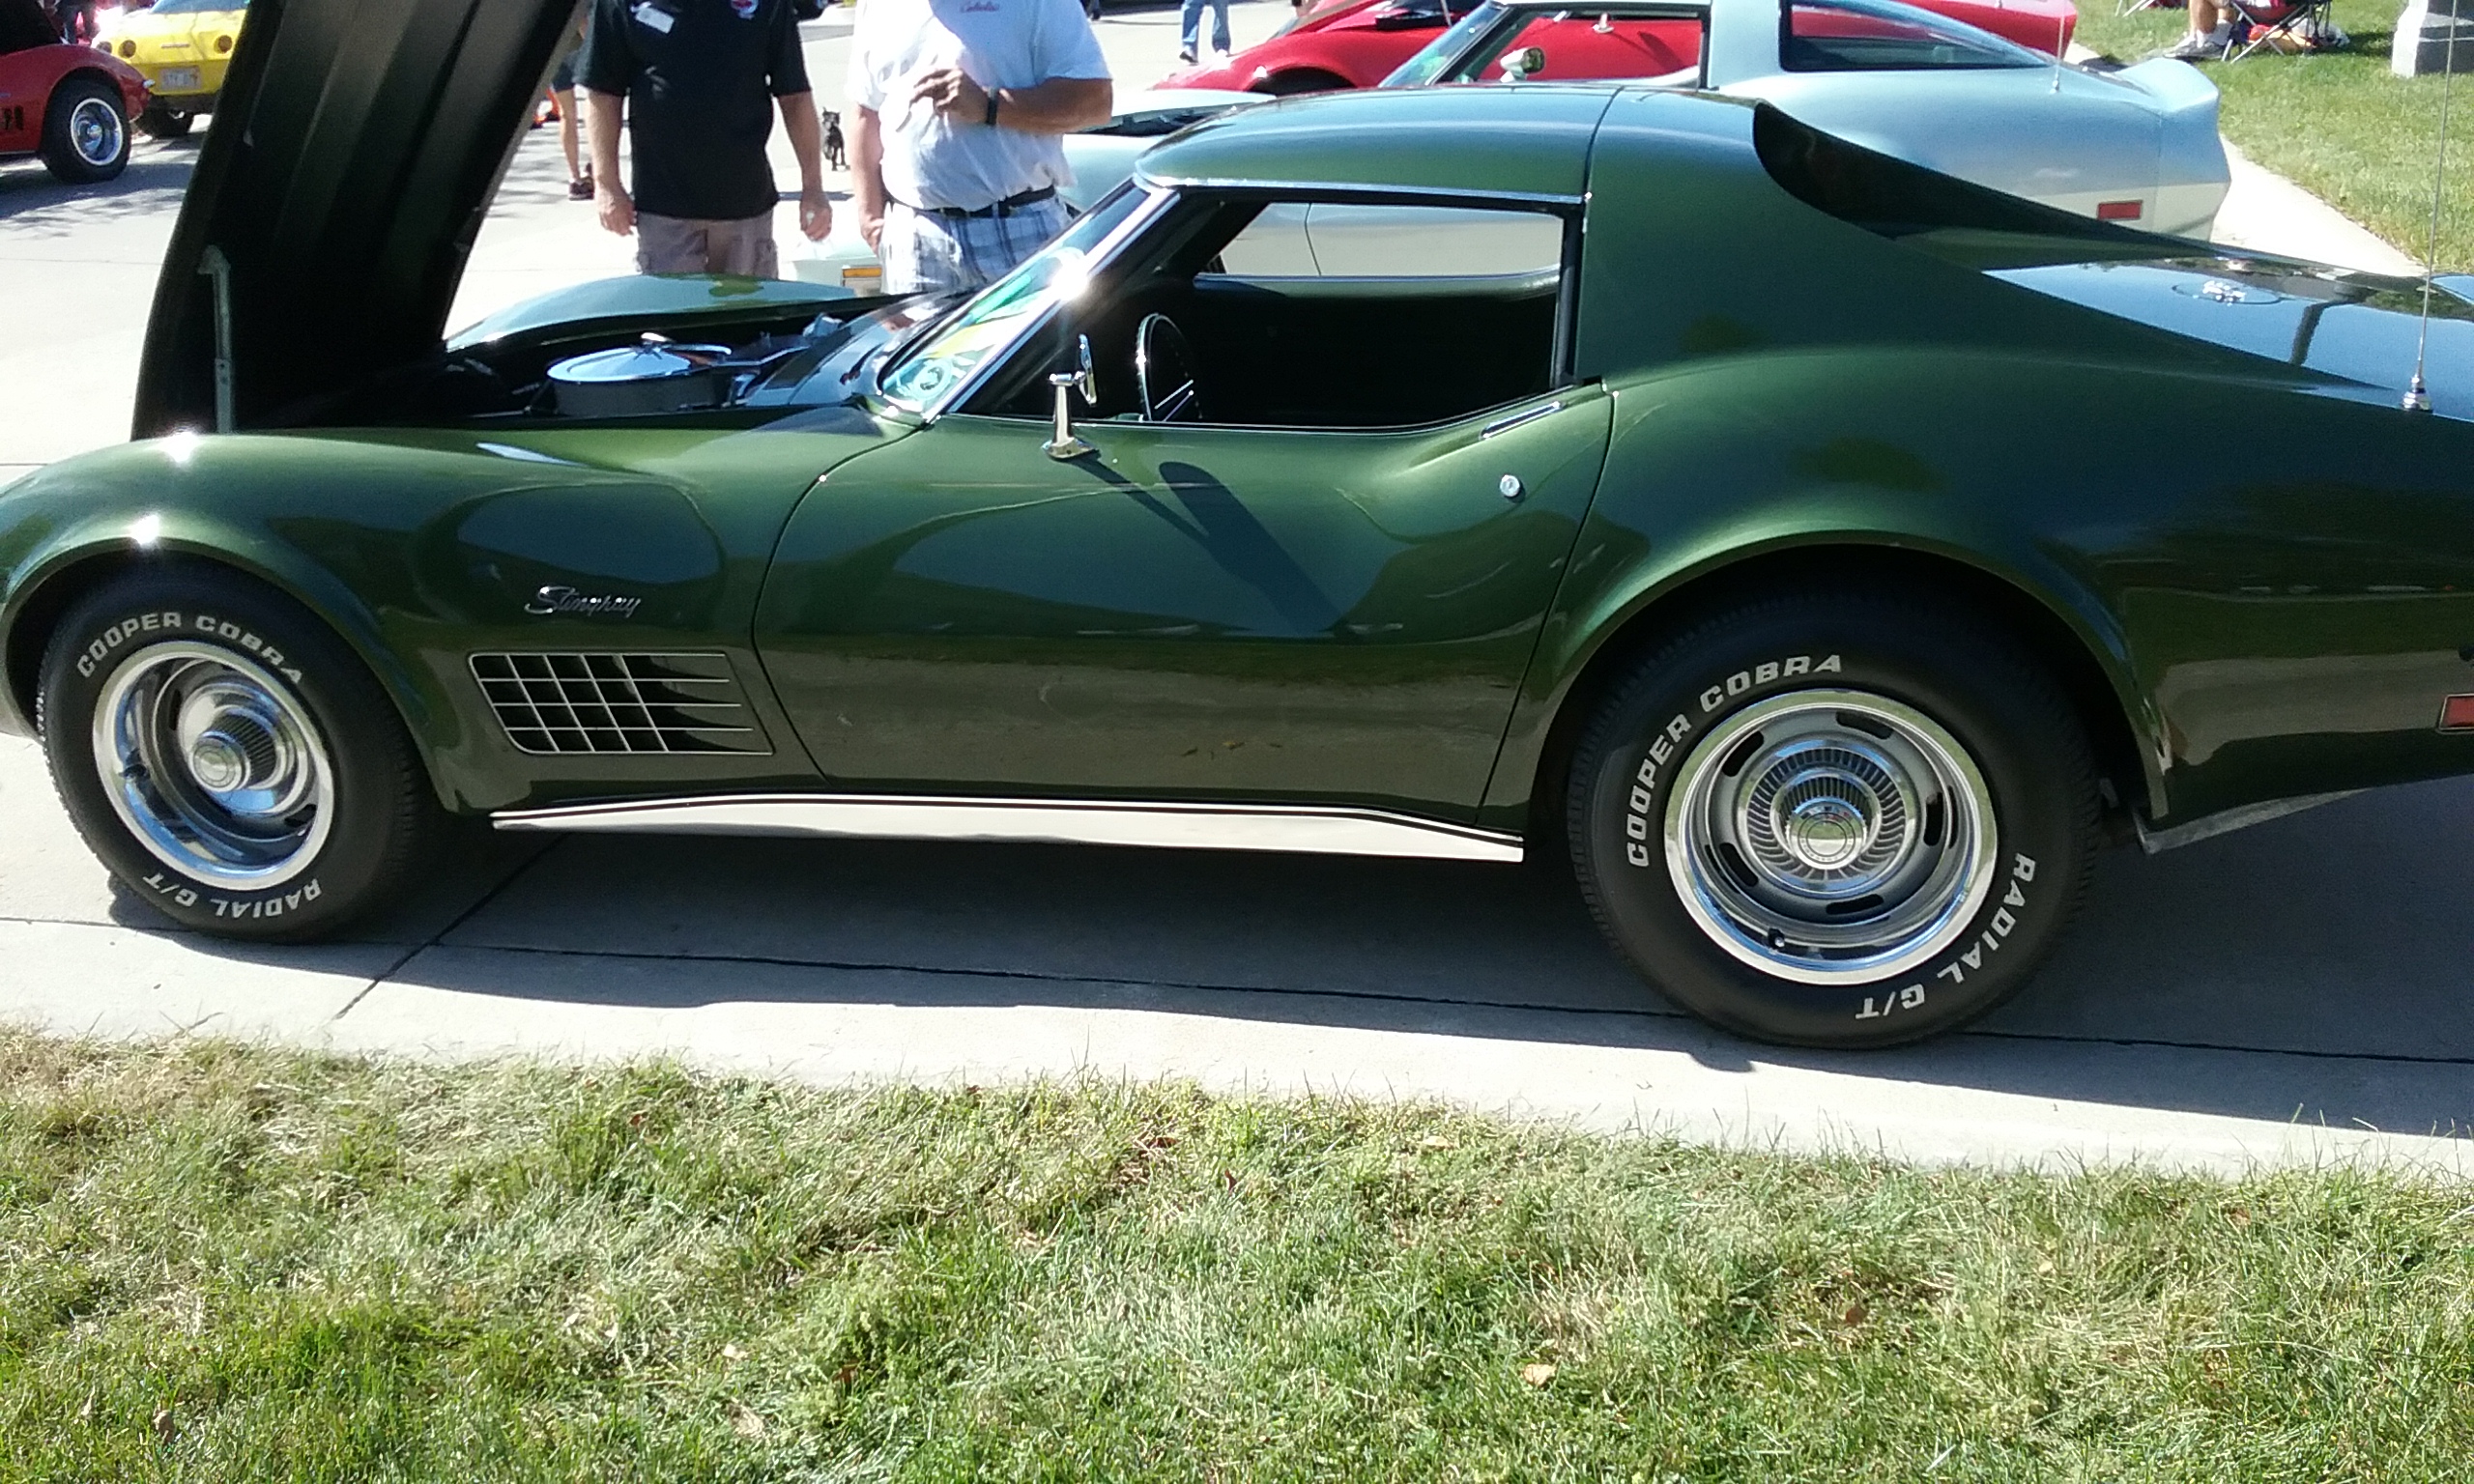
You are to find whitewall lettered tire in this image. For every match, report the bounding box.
[38,566,440,941]
[1567,588,2097,1047]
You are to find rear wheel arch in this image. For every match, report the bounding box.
[52,67,137,113]
[1522,544,2153,849]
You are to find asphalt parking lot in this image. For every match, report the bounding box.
[1,1,2465,1175]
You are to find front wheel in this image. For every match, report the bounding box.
[38,566,442,941]
[1567,588,2097,1047]
[41,78,129,184]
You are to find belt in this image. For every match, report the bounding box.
[898,186,1056,220]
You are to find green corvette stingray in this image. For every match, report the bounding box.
[2,0,2470,1047]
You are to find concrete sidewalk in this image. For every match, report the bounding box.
[5,733,2469,1177]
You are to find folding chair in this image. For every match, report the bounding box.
[2223,0,2344,57]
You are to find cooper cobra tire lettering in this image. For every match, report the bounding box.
[1568,589,2095,1049]
[74,611,187,678]
[1635,655,1842,865]
[39,565,440,944]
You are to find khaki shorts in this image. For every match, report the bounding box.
[635,209,779,277]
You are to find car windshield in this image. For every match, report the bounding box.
[877,186,1154,414]
[144,0,249,14]
[1384,1,1508,85]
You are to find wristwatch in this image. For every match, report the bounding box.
[984,92,1000,128]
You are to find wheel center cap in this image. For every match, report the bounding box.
[187,735,246,793]
[1779,794,1871,870]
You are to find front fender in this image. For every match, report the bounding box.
[0,437,439,744]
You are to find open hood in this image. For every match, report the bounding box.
[134,0,578,438]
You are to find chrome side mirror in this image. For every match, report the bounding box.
[1500,45,1545,80]
[1045,333,1097,460]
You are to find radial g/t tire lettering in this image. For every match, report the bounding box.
[1567,588,2098,1047]
[37,565,441,942]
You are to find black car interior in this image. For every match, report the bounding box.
[971,196,1568,431]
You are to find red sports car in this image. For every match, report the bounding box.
[0,0,149,182]
[1162,0,2075,94]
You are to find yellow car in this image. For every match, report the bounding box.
[97,0,248,137]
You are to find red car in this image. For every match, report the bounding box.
[0,0,149,182]
[1162,0,2075,94]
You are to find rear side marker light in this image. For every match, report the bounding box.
[2442,695,2474,731]
[2097,200,2144,221]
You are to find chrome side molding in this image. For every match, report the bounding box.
[491,792,1525,864]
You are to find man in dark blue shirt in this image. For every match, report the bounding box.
[580,0,833,275]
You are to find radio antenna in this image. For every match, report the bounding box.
[2051,7,2066,93]
[2405,16,2460,414]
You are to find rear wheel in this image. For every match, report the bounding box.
[38,566,442,941]
[1566,587,2098,1047]
[135,101,194,139]
[40,78,129,184]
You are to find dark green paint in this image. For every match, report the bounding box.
[754,395,1609,814]
[8,75,2474,843]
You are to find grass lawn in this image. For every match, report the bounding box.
[2,1031,2471,1481]
[2074,0,2473,271]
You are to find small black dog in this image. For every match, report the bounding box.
[820,107,847,172]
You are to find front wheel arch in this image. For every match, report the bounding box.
[6,552,440,800]
[1522,545,2150,854]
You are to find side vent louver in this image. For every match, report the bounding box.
[470,652,771,756]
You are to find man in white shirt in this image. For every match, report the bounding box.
[846,0,1113,295]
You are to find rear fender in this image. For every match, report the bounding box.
[1479,355,2166,834]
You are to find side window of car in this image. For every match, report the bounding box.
[978,197,1571,431]
[1154,201,1567,429]
[1781,0,2043,71]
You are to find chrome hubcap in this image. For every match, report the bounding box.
[1663,688,1997,985]
[91,642,334,890]
[70,98,123,167]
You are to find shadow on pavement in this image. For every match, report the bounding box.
[322,775,2474,1135]
[52,680,2469,1137]
[0,142,198,231]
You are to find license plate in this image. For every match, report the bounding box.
[159,67,201,92]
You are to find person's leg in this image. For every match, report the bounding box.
[2169,0,2233,55]
[1179,0,1202,60]
[554,87,586,194]
[880,203,974,296]
[1210,0,1230,54]
[707,211,779,277]
[634,214,709,274]
[964,198,1067,287]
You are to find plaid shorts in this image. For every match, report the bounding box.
[880,197,1071,297]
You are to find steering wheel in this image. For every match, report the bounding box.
[1135,313,1202,423]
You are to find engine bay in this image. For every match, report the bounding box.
[372,292,965,427]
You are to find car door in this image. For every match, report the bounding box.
[752,194,1612,821]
